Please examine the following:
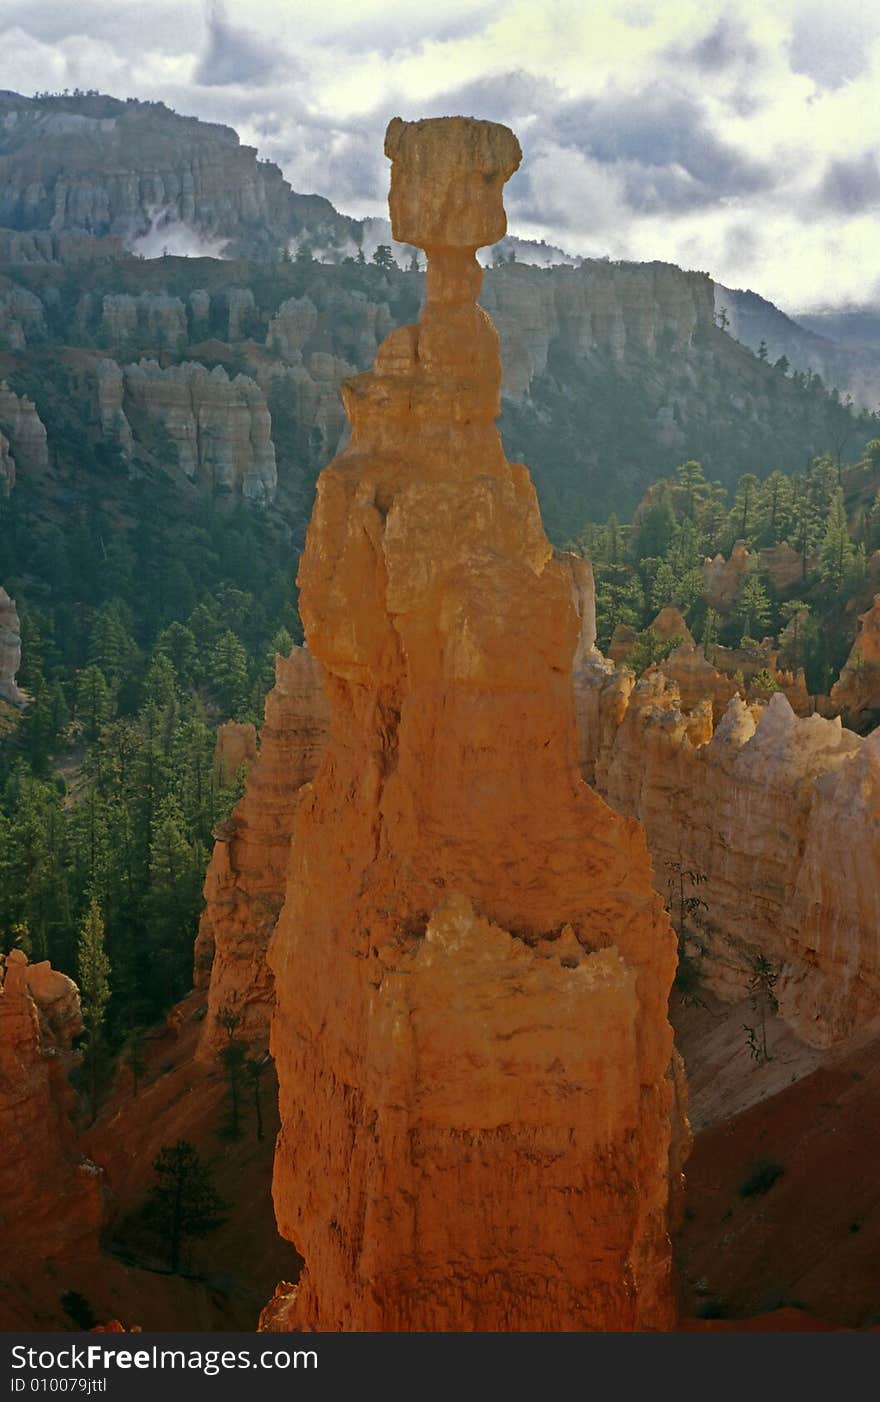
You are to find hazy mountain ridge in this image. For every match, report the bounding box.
[0,90,876,542]
[714,283,880,413]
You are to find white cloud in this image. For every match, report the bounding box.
[1,0,879,310]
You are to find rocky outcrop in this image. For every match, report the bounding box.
[0,227,124,265]
[256,355,355,462]
[481,259,714,401]
[581,669,878,1047]
[0,430,14,495]
[0,286,46,348]
[94,359,134,459]
[0,381,49,475]
[0,92,356,261]
[0,950,103,1261]
[702,542,751,612]
[194,647,329,1061]
[119,360,277,504]
[830,595,880,726]
[266,297,317,363]
[99,293,187,348]
[0,587,25,705]
[221,288,256,342]
[263,116,681,1334]
[213,720,258,787]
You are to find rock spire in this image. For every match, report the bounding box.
[263,117,682,1332]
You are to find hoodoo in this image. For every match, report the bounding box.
[263,117,682,1332]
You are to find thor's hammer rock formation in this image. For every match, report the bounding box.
[263,117,682,1332]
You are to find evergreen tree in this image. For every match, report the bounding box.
[142,1140,227,1273]
[210,631,249,717]
[731,473,761,543]
[75,665,114,741]
[735,571,772,643]
[77,896,111,1115]
[819,487,857,601]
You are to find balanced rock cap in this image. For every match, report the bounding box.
[384,115,522,252]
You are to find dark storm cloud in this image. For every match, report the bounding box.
[0,0,200,54]
[818,152,880,213]
[547,85,773,211]
[789,6,872,88]
[672,16,759,73]
[193,1,296,87]
[320,2,501,57]
[402,68,559,125]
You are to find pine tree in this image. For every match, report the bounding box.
[735,571,772,643]
[75,665,114,742]
[77,896,111,1116]
[731,473,760,543]
[819,487,856,601]
[210,631,249,717]
[142,1140,227,1273]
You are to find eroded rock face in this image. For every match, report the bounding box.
[831,595,880,726]
[0,381,49,475]
[119,360,277,504]
[0,287,46,349]
[0,587,25,705]
[100,293,187,348]
[0,431,13,495]
[480,259,713,402]
[0,951,103,1261]
[264,117,680,1333]
[194,647,329,1061]
[582,672,878,1047]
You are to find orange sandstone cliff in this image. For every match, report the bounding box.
[262,117,682,1333]
[577,664,880,1047]
[0,951,103,1313]
[194,646,329,1060]
[831,594,880,728]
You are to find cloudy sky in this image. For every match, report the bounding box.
[1,0,879,311]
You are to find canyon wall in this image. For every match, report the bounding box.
[0,93,355,260]
[481,259,715,401]
[0,950,103,1263]
[0,586,25,705]
[831,595,880,726]
[0,381,49,476]
[113,360,277,503]
[578,664,880,1047]
[263,116,681,1333]
[194,646,329,1061]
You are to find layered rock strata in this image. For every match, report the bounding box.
[0,587,25,705]
[831,595,880,726]
[0,951,103,1260]
[0,382,49,475]
[580,669,880,1046]
[194,647,329,1061]
[264,117,680,1333]
[117,360,277,503]
[480,259,714,401]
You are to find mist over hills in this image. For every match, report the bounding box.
[0,88,877,541]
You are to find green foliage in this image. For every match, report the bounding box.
[142,1139,227,1273]
[735,571,772,644]
[749,668,779,694]
[627,628,684,675]
[819,487,859,602]
[77,896,111,1114]
[745,952,780,1065]
[371,245,396,272]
